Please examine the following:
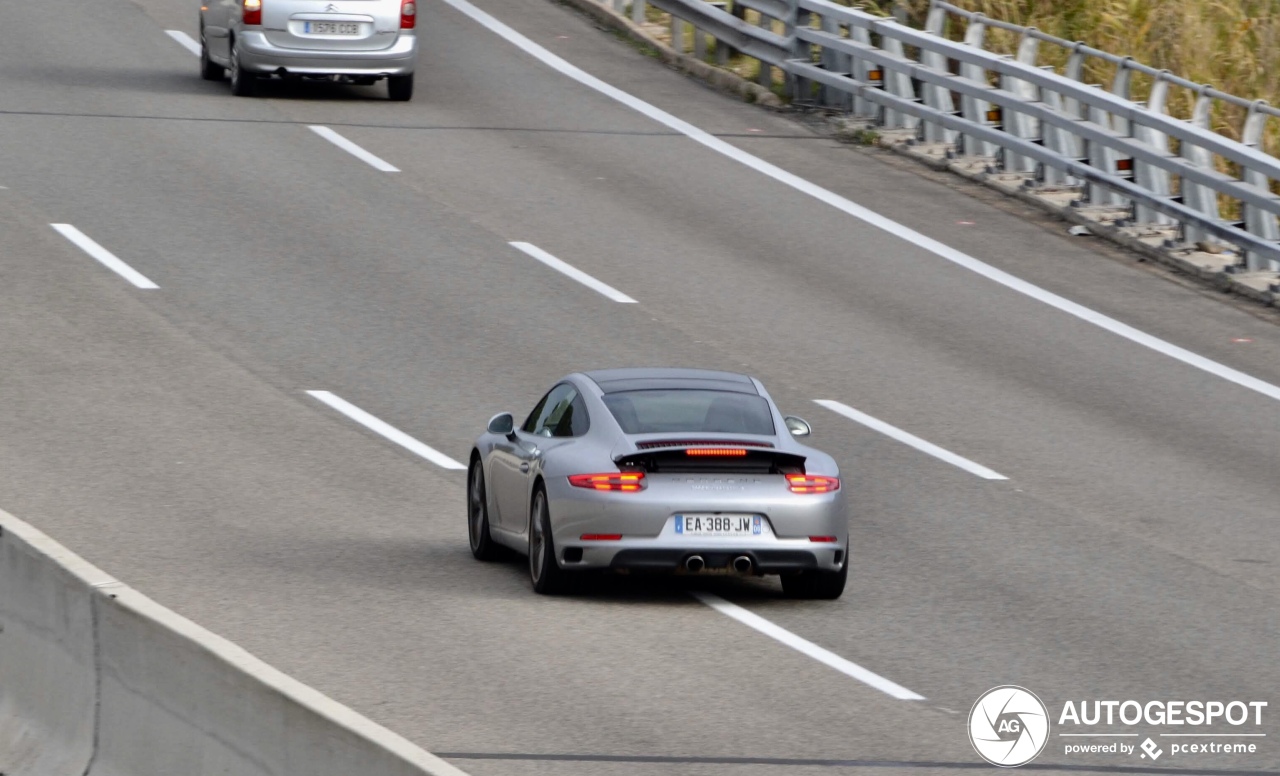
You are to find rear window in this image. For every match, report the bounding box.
[602,390,775,435]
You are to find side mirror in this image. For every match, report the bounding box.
[487,412,515,436]
[784,416,811,437]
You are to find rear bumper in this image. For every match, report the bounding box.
[236,31,417,76]
[544,473,848,573]
[608,548,828,574]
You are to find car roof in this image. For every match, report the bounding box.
[582,368,760,395]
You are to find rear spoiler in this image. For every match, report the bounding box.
[615,444,806,474]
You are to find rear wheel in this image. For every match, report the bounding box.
[200,28,225,81]
[467,460,501,561]
[781,555,847,600]
[528,488,566,595]
[387,73,414,102]
[229,37,256,96]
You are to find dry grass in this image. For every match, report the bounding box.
[872,0,1280,160]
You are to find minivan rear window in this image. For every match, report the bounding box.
[602,390,775,435]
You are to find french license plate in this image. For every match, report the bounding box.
[305,21,361,34]
[675,514,761,536]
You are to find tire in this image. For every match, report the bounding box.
[467,459,502,561]
[781,554,848,600]
[200,28,225,81]
[228,37,256,96]
[387,73,414,102]
[528,487,566,595]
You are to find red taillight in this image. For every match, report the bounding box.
[685,448,747,457]
[786,474,840,494]
[580,533,622,541]
[242,0,262,25]
[400,0,416,29]
[808,535,838,543]
[568,472,645,492]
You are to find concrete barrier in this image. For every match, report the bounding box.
[0,514,104,776]
[0,509,470,776]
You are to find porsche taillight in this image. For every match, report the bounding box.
[568,472,645,492]
[786,474,840,494]
[242,0,262,25]
[400,0,416,28]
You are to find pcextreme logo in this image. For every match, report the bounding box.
[968,686,1051,767]
[969,687,1269,768]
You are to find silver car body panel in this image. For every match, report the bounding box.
[472,368,849,575]
[201,0,416,76]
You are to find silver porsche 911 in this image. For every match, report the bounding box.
[467,368,848,598]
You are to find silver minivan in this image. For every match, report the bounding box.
[199,0,419,100]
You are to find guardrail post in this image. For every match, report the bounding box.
[879,26,920,130]
[819,14,852,111]
[1109,58,1133,137]
[999,33,1041,174]
[1179,87,1224,246]
[848,22,877,120]
[1043,42,1089,183]
[1130,73,1175,225]
[631,0,645,25]
[670,13,684,53]
[1038,67,1078,186]
[958,15,999,157]
[918,6,956,144]
[1085,101,1128,207]
[613,0,625,14]
[756,8,773,88]
[788,0,811,103]
[704,1,728,64]
[924,0,946,36]
[1241,100,1280,271]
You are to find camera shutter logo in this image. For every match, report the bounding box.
[969,686,1050,767]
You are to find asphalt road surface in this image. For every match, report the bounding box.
[2,0,1277,773]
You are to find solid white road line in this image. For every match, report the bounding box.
[51,224,159,289]
[441,0,1280,407]
[165,30,201,56]
[308,126,400,173]
[692,592,925,700]
[815,399,1007,480]
[509,242,638,303]
[306,391,466,470]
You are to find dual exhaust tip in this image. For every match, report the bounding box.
[684,555,753,574]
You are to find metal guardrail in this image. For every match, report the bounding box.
[593,0,1280,273]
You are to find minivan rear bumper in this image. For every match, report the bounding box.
[236,31,417,76]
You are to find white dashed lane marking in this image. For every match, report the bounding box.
[816,399,1007,480]
[51,224,159,289]
[307,391,466,470]
[165,30,200,56]
[509,242,637,303]
[693,592,925,700]
[309,126,401,173]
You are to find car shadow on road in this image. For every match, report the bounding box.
[232,76,390,102]
[236,530,790,603]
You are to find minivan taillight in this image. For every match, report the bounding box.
[242,0,262,25]
[786,474,840,493]
[400,0,416,28]
[568,472,645,492]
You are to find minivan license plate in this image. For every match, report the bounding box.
[305,22,360,34]
[675,514,760,536]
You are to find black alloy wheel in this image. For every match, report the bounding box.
[468,460,501,561]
